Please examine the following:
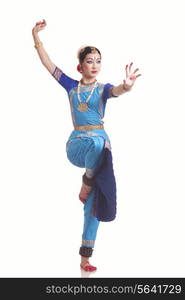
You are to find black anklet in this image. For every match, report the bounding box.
[82,173,95,187]
[79,246,93,257]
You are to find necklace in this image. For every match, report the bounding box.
[80,79,97,86]
[77,80,98,112]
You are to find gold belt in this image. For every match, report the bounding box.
[74,124,104,131]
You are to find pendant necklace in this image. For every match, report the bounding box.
[77,80,98,112]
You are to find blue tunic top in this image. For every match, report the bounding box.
[52,66,117,147]
[52,67,117,221]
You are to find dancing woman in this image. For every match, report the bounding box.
[32,19,141,272]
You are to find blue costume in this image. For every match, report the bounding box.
[52,66,117,254]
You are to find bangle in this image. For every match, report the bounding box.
[34,42,43,49]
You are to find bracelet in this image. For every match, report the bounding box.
[34,42,43,49]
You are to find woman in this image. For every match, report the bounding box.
[32,19,141,272]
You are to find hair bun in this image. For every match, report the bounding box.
[77,45,89,59]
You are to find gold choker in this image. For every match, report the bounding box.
[80,79,97,86]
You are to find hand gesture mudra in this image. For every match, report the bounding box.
[123,62,141,89]
[32,19,47,34]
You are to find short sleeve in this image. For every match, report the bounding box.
[102,83,118,103]
[52,66,78,94]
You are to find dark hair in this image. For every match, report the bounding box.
[78,46,101,63]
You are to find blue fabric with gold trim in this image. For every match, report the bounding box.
[52,66,117,222]
[52,66,118,149]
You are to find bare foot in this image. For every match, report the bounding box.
[80,258,97,272]
[79,183,93,204]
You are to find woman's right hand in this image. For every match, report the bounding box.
[32,19,47,35]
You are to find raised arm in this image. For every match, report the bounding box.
[32,19,57,75]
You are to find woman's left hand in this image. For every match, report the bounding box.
[123,62,141,89]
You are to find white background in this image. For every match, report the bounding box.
[0,0,185,278]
